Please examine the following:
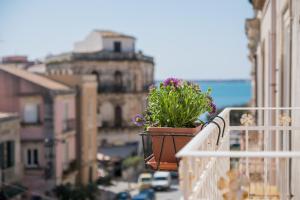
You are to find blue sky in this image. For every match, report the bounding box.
[0,0,253,80]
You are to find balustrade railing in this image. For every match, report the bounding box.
[177,107,300,200]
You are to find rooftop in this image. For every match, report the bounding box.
[46,51,154,64]
[0,65,72,91]
[94,29,136,40]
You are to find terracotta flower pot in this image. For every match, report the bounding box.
[147,125,202,164]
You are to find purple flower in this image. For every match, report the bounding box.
[132,114,146,127]
[207,95,213,102]
[209,102,216,114]
[149,84,156,91]
[192,84,201,92]
[163,77,181,88]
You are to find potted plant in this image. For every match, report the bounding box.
[133,78,216,169]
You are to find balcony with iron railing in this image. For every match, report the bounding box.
[62,159,77,178]
[62,119,76,133]
[177,107,300,200]
[97,83,152,93]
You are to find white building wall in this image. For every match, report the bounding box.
[290,0,300,198]
[102,37,135,52]
[74,31,103,53]
[73,31,135,53]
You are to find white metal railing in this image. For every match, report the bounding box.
[177,107,300,200]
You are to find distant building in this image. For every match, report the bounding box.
[47,74,98,185]
[1,55,46,74]
[27,63,46,74]
[46,30,154,148]
[246,0,300,197]
[0,65,77,194]
[1,55,34,69]
[0,113,24,199]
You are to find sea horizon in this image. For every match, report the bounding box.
[156,79,251,82]
[155,79,251,109]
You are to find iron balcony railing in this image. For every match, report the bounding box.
[177,107,300,200]
[62,119,76,133]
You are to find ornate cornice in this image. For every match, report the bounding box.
[249,0,266,11]
[245,18,260,55]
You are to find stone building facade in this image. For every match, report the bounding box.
[0,65,77,194]
[246,0,300,198]
[0,113,23,198]
[47,74,98,185]
[46,30,155,147]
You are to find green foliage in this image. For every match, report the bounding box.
[54,183,98,200]
[122,156,143,169]
[96,176,113,186]
[145,80,213,128]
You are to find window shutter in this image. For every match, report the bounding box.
[27,149,32,165]
[0,143,4,169]
[33,149,38,165]
[9,141,15,167]
[6,141,11,167]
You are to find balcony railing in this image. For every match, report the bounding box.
[177,107,300,200]
[62,159,77,177]
[98,84,151,93]
[62,119,76,133]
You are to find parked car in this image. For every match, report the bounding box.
[132,193,151,200]
[139,189,156,200]
[138,173,153,189]
[151,171,172,191]
[115,191,131,200]
[170,171,178,179]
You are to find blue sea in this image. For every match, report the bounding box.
[156,80,251,109]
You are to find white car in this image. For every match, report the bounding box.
[151,171,172,191]
[138,173,153,189]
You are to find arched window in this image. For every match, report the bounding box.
[91,70,101,93]
[133,74,137,92]
[114,105,122,127]
[114,71,123,92]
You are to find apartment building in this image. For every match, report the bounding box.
[44,31,154,177]
[45,30,154,148]
[0,65,77,194]
[47,74,98,185]
[0,113,24,199]
[246,0,300,198]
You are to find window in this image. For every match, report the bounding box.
[113,41,121,52]
[23,103,39,123]
[88,100,94,128]
[63,141,69,170]
[91,71,101,93]
[114,105,122,127]
[33,149,38,165]
[62,102,69,131]
[89,166,93,183]
[26,148,39,167]
[0,141,15,169]
[0,143,4,169]
[6,141,14,168]
[114,71,123,92]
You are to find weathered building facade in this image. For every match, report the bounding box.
[46,30,155,147]
[47,74,98,185]
[0,113,23,199]
[0,65,77,194]
[246,0,300,198]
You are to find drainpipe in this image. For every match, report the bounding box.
[270,0,277,187]
[288,0,293,198]
[270,0,277,109]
